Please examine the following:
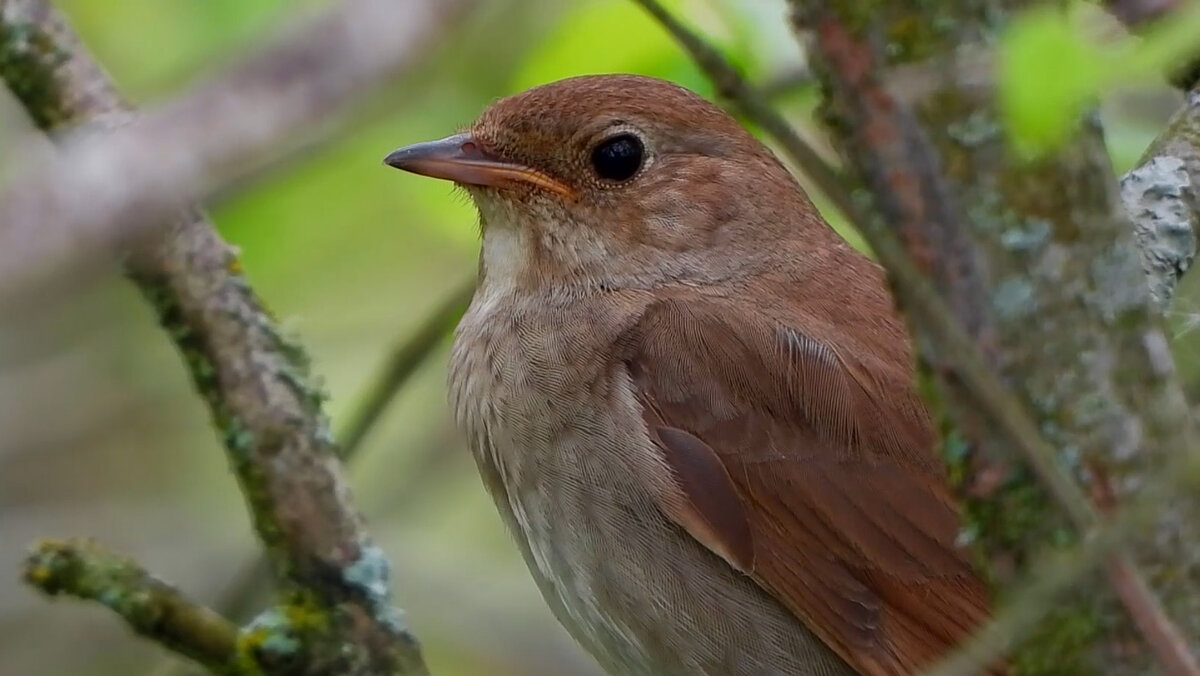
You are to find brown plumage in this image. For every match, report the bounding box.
[385,74,1002,675]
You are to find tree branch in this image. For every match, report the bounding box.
[0,1,477,673]
[787,2,1198,672]
[630,0,851,218]
[1104,0,1182,27]
[190,278,476,656]
[23,539,240,675]
[0,0,476,308]
[338,279,475,457]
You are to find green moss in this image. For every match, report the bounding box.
[0,21,70,130]
[279,590,331,634]
[270,322,330,414]
[237,597,331,675]
[1012,602,1107,675]
[969,468,1067,557]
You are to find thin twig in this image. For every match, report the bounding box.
[630,0,851,218]
[23,539,241,676]
[760,65,815,98]
[339,279,475,458]
[1089,461,1200,676]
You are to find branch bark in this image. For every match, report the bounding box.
[0,1,475,673]
[23,539,240,675]
[192,278,475,654]
[786,2,1198,673]
[0,0,475,309]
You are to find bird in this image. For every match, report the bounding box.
[384,74,999,676]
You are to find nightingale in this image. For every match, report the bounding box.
[385,74,999,676]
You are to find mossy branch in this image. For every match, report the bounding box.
[23,540,241,676]
[784,2,1198,673]
[194,277,476,647]
[0,0,475,673]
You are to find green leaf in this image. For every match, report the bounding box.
[998,8,1103,158]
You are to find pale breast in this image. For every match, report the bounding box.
[447,286,854,676]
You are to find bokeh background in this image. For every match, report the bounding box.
[1,1,1196,674]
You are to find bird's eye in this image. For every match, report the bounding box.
[590,134,644,182]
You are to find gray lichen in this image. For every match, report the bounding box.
[1120,155,1198,309]
[243,608,302,658]
[343,543,408,635]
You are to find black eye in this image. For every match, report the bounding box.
[590,134,644,182]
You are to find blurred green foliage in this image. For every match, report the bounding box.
[999,1,1200,158]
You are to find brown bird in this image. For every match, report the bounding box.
[385,74,997,676]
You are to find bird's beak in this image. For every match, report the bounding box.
[384,133,575,199]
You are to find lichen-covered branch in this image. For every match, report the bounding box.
[0,1,474,673]
[1111,2,1200,311]
[1125,83,1200,312]
[0,0,476,310]
[23,540,240,675]
[1120,156,1196,309]
[194,278,475,657]
[787,2,1198,673]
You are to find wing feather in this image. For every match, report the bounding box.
[619,297,1002,676]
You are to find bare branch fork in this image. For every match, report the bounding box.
[634,0,1200,673]
[1,0,476,673]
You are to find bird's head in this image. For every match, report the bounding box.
[385,74,833,290]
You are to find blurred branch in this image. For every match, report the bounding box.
[0,0,480,673]
[630,0,852,218]
[23,539,239,675]
[1104,0,1182,29]
[789,1,1197,672]
[0,0,476,309]
[339,279,475,458]
[760,65,815,99]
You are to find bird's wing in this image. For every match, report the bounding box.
[618,296,998,676]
